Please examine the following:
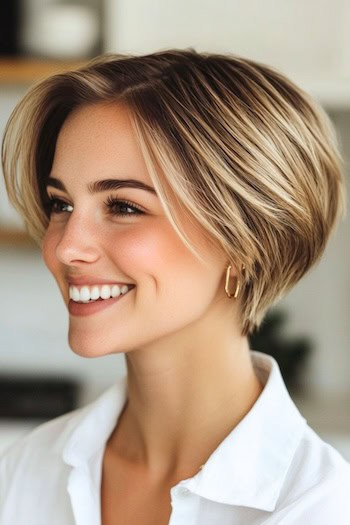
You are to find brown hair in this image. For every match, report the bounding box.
[1,49,346,335]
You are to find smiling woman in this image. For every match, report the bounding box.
[1,49,349,525]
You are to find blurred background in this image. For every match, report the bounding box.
[0,0,349,460]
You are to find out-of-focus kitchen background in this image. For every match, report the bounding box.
[1,0,349,460]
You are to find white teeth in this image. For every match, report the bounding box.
[70,286,80,302]
[90,286,100,300]
[100,285,111,300]
[69,284,132,303]
[80,286,91,302]
[111,285,120,297]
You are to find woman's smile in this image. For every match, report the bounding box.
[68,283,131,302]
[68,285,135,317]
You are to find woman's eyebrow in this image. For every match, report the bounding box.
[46,177,65,191]
[46,176,157,195]
[88,178,157,195]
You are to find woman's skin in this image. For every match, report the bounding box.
[42,102,263,486]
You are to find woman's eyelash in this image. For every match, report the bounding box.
[105,196,145,216]
[45,196,73,214]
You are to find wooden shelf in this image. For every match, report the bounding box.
[0,57,86,84]
[0,229,37,247]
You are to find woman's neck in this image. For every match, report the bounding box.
[106,331,263,482]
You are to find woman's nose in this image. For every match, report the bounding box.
[55,214,101,266]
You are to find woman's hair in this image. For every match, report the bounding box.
[1,49,346,335]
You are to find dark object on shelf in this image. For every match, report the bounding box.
[249,308,313,393]
[0,1,20,56]
[0,375,80,420]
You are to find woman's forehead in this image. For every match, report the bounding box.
[52,103,155,186]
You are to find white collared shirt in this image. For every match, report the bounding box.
[1,350,349,524]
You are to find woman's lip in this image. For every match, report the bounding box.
[68,289,133,317]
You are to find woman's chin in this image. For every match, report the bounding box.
[68,331,112,358]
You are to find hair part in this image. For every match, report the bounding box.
[2,49,346,335]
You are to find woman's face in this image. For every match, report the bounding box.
[42,102,230,357]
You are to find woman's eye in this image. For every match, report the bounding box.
[105,197,145,217]
[44,195,144,218]
[46,197,73,215]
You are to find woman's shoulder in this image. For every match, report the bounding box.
[0,380,125,484]
[0,405,91,524]
[273,424,350,523]
[0,403,87,477]
[0,382,125,524]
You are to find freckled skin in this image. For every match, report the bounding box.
[42,102,234,358]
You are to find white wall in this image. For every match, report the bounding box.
[104,0,350,91]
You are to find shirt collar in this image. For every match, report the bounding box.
[185,350,307,511]
[62,350,306,512]
[62,375,128,468]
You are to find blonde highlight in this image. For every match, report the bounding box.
[2,49,346,335]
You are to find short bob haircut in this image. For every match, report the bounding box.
[2,49,346,336]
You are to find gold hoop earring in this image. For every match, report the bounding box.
[225,264,242,299]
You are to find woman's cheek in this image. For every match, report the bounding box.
[109,222,169,263]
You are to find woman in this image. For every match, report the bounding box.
[1,49,349,524]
